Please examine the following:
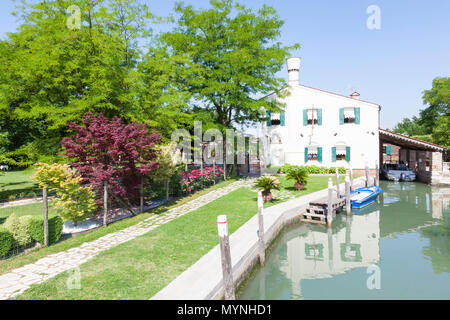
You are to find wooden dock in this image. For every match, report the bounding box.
[301,196,346,225]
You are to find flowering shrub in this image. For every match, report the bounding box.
[179,166,225,194]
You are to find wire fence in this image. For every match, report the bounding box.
[0,164,227,260]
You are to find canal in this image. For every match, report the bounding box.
[238,181,450,299]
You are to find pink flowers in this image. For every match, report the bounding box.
[180,166,225,193]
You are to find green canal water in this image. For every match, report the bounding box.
[239,181,450,300]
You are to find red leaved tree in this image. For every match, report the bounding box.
[62,113,161,206]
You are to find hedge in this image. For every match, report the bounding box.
[4,213,33,247]
[28,216,63,245]
[0,227,13,258]
[278,164,346,174]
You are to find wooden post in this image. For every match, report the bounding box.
[349,165,354,191]
[200,160,204,187]
[257,191,265,267]
[217,215,235,300]
[43,187,49,247]
[365,164,370,187]
[165,177,170,202]
[327,178,333,226]
[223,162,227,180]
[140,178,144,213]
[103,181,108,227]
[335,167,340,198]
[213,159,216,185]
[375,164,380,187]
[345,174,351,215]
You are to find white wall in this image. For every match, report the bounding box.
[263,84,380,169]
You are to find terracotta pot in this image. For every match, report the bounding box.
[294,182,305,190]
[262,192,272,202]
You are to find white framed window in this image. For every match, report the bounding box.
[343,107,355,123]
[307,109,318,125]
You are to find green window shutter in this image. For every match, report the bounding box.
[317,109,322,125]
[318,147,323,163]
[346,146,351,162]
[386,145,391,155]
[304,147,308,163]
[332,147,336,162]
[339,108,344,125]
[266,110,271,126]
[303,109,308,126]
[280,111,285,126]
[354,107,360,124]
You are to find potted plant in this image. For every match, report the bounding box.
[286,167,309,190]
[254,176,280,202]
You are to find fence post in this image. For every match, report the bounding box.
[43,187,49,247]
[213,159,216,185]
[335,167,340,198]
[365,164,370,187]
[217,215,235,300]
[257,191,265,267]
[140,178,144,213]
[375,164,380,187]
[345,174,351,215]
[200,160,204,187]
[327,178,333,226]
[103,181,108,227]
[165,177,170,202]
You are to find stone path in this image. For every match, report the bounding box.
[0,178,255,300]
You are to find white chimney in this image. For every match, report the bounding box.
[350,92,360,100]
[286,57,301,84]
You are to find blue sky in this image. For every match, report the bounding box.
[0,0,449,129]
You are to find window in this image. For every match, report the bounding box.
[266,110,285,126]
[303,108,322,126]
[336,145,347,160]
[332,145,350,162]
[308,146,318,161]
[304,145,323,163]
[339,107,360,124]
[307,109,318,125]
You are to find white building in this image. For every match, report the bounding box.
[262,57,381,174]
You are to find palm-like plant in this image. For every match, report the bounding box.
[286,167,309,190]
[254,176,280,195]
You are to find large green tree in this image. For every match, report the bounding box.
[160,0,299,131]
[0,0,155,158]
[392,77,450,147]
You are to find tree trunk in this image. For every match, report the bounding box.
[165,177,169,202]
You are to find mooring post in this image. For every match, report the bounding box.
[140,177,144,213]
[345,174,351,215]
[217,215,235,300]
[365,164,370,187]
[257,191,265,267]
[349,165,354,191]
[43,186,49,247]
[103,181,108,227]
[327,178,333,226]
[335,167,340,198]
[375,164,380,187]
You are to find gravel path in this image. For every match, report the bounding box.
[0,178,255,300]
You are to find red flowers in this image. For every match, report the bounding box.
[180,166,224,193]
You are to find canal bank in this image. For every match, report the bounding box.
[238,181,450,299]
[151,177,366,300]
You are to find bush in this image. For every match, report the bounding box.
[278,164,346,174]
[0,227,13,258]
[254,176,280,194]
[3,213,33,247]
[286,167,309,184]
[28,216,63,245]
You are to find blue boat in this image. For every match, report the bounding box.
[350,186,382,209]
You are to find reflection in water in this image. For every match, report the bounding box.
[239,181,450,300]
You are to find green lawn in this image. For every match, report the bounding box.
[13,175,335,300]
[0,168,39,201]
[0,178,239,275]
